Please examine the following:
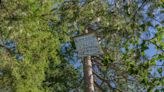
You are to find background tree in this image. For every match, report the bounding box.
[0,0,79,92]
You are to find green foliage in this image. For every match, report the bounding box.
[0,0,79,92]
[0,0,163,91]
[50,0,164,91]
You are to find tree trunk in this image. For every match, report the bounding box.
[83,56,94,92]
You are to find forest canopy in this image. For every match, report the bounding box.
[0,0,164,92]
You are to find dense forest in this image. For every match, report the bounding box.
[0,0,164,92]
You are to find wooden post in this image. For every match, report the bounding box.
[83,29,94,92]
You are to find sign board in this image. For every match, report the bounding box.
[73,33,103,57]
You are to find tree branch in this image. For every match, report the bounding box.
[149,40,164,52]
[93,71,122,92]
[94,80,104,92]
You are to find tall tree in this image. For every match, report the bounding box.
[0,0,79,92]
[50,0,164,91]
[0,0,163,92]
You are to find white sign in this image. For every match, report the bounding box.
[74,33,103,57]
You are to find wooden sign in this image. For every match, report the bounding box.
[73,33,103,57]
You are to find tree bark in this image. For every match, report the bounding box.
[83,56,94,92]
